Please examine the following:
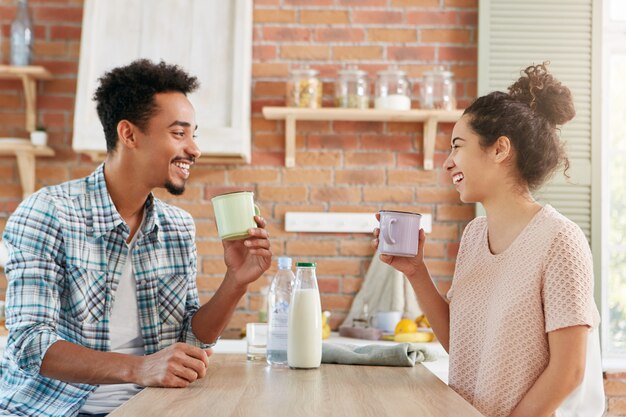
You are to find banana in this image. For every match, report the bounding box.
[394,331,434,343]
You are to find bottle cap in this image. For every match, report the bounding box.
[277,256,292,269]
[296,262,316,267]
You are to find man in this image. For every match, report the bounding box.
[0,60,272,416]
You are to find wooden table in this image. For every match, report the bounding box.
[109,354,484,417]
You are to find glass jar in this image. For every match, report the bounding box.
[374,66,411,111]
[286,67,322,108]
[335,66,369,109]
[421,66,456,110]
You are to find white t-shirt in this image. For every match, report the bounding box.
[80,225,145,414]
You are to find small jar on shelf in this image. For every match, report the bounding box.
[421,66,457,110]
[286,66,322,108]
[374,66,411,111]
[335,66,369,109]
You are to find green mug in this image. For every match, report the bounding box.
[211,191,261,240]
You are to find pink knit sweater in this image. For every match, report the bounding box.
[447,205,600,417]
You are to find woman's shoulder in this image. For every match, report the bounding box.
[541,205,587,242]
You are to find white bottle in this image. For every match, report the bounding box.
[10,0,33,66]
[288,262,322,369]
[266,256,294,365]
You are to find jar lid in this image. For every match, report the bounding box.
[290,67,319,77]
[296,262,316,267]
[338,66,367,77]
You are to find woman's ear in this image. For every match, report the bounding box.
[117,120,138,149]
[493,135,512,164]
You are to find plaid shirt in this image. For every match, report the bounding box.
[0,164,211,417]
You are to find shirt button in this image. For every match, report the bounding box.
[139,279,147,286]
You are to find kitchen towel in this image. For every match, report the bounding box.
[322,342,435,367]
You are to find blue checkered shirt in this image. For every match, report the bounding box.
[0,164,211,416]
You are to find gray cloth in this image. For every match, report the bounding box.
[322,342,435,367]
[341,250,421,328]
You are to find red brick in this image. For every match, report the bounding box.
[283,169,332,184]
[285,0,333,5]
[353,11,403,24]
[333,121,384,133]
[445,0,478,7]
[280,45,329,60]
[317,259,362,275]
[387,46,436,61]
[367,28,417,42]
[340,240,376,256]
[33,41,66,57]
[43,79,77,94]
[345,152,394,166]
[49,25,82,40]
[257,185,307,202]
[196,241,225,256]
[253,9,296,23]
[252,63,290,78]
[229,169,279,183]
[296,151,341,167]
[201,258,227,275]
[274,203,326,219]
[361,135,413,151]
[329,205,379,213]
[34,6,83,22]
[287,240,338,256]
[311,186,361,203]
[428,260,456,277]
[439,46,477,62]
[421,29,472,44]
[321,294,353,310]
[333,46,383,60]
[363,187,413,203]
[307,134,358,149]
[263,26,311,42]
[388,169,438,185]
[253,81,286,97]
[406,11,457,25]
[299,10,349,24]
[253,133,285,149]
[253,45,277,61]
[335,169,385,185]
[447,242,460,258]
[251,151,284,166]
[315,28,365,43]
[318,277,340,293]
[392,0,439,6]
[416,188,462,203]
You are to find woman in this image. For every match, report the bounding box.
[373,63,604,417]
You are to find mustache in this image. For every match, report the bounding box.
[172,156,195,164]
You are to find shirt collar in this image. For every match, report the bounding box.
[88,163,160,240]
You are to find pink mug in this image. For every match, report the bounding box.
[378,210,421,257]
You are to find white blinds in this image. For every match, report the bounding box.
[478,0,594,239]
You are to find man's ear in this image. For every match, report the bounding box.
[117,120,138,149]
[493,135,512,164]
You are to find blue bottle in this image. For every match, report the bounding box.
[266,256,294,365]
[10,0,33,66]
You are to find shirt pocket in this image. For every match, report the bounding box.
[157,274,188,325]
[65,265,107,324]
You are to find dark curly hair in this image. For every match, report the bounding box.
[93,59,200,152]
[463,62,575,190]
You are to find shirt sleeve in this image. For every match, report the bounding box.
[179,221,214,349]
[542,220,599,333]
[2,192,66,376]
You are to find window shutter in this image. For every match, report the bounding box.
[477,0,594,240]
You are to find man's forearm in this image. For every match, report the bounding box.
[191,272,247,344]
[40,340,140,384]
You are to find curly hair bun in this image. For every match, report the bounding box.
[507,62,575,126]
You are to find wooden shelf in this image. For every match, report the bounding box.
[262,107,463,169]
[0,138,55,199]
[0,65,53,132]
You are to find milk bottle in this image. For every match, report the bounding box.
[287,262,322,369]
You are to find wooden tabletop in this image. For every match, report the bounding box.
[109,354,483,417]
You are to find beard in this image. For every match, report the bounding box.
[164,180,185,196]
